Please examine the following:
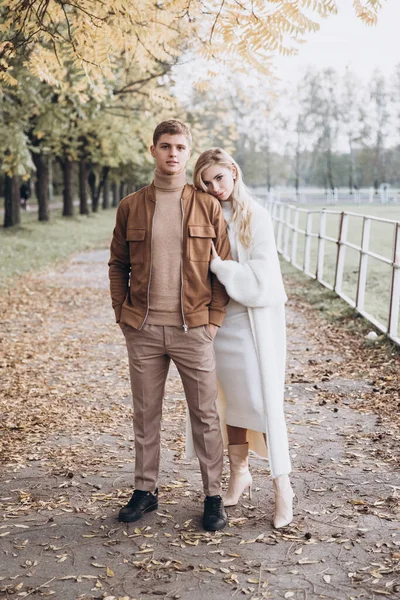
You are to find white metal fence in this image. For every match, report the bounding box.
[253,186,400,206]
[264,198,400,346]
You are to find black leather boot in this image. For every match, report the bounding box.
[203,495,227,531]
[118,488,158,523]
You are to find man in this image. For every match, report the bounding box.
[108,120,231,531]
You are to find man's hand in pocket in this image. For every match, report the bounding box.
[206,324,218,339]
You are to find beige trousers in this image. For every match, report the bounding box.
[122,323,223,497]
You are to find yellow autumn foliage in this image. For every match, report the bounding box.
[0,0,385,93]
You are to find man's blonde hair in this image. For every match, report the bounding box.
[153,119,192,147]
[193,148,253,248]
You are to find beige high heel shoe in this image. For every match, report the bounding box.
[223,443,253,507]
[273,474,294,528]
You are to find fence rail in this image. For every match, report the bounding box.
[264,198,400,346]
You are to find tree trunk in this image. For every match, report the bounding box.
[61,158,74,216]
[119,181,125,202]
[3,175,20,228]
[373,147,380,194]
[97,166,109,210]
[373,131,383,194]
[295,148,300,196]
[88,169,97,211]
[79,159,89,215]
[326,148,335,191]
[32,153,50,221]
[112,181,118,207]
[102,178,110,209]
[294,121,302,196]
[49,156,54,204]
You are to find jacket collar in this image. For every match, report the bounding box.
[182,183,194,201]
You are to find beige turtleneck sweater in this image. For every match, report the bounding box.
[146,170,186,326]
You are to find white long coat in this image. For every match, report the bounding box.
[186,200,291,478]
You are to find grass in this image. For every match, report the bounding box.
[280,259,399,354]
[0,206,117,288]
[279,203,400,331]
[281,258,361,326]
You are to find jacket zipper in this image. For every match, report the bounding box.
[139,201,157,330]
[180,197,188,332]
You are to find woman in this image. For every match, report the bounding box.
[192,148,294,528]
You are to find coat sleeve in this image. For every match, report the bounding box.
[210,210,287,308]
[108,200,130,322]
[208,198,231,326]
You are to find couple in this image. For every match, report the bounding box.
[108,119,293,532]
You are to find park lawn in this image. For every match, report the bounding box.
[280,258,399,358]
[0,207,117,288]
[286,204,400,331]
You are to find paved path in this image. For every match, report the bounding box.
[0,250,399,600]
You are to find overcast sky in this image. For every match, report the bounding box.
[174,1,399,101]
[273,0,400,84]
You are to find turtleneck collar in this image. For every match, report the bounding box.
[154,169,186,191]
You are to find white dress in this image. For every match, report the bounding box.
[214,202,266,433]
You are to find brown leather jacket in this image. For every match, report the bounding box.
[108,183,231,330]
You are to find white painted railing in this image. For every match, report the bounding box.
[265,199,400,346]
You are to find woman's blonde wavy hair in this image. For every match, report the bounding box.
[193,148,253,248]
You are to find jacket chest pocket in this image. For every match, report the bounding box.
[126,228,145,264]
[188,225,215,262]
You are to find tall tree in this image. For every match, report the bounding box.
[0,85,33,227]
[368,69,390,192]
[301,68,341,191]
[281,80,315,194]
[392,63,400,181]
[340,68,367,193]
[3,175,20,228]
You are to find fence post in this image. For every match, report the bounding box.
[277,203,284,253]
[283,205,291,260]
[388,223,400,340]
[355,217,371,311]
[334,187,338,204]
[270,199,275,221]
[267,194,273,213]
[291,209,299,265]
[334,212,348,295]
[303,212,313,275]
[369,187,374,203]
[273,201,280,239]
[316,210,327,282]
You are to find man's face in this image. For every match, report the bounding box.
[150,133,191,175]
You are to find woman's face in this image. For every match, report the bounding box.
[201,164,235,201]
